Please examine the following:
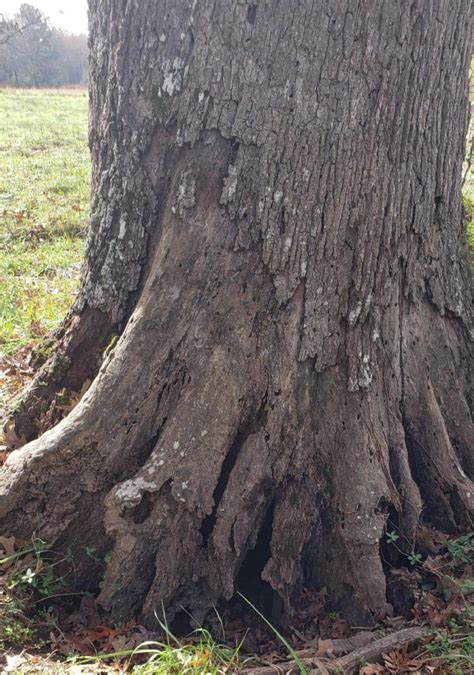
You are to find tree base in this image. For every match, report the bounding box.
[0,249,471,628]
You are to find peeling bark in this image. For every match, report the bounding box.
[0,0,472,629]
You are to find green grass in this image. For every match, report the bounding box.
[463,136,474,263]
[0,90,89,357]
[75,630,248,674]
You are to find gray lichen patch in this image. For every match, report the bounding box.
[220,164,238,206]
[162,57,186,97]
[172,169,196,219]
[348,353,374,392]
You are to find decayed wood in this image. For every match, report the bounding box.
[0,0,472,628]
[242,626,432,674]
[333,626,432,672]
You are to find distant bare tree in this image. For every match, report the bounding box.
[0,9,40,45]
[0,4,88,87]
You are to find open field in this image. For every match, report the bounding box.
[0,89,89,404]
[0,87,88,96]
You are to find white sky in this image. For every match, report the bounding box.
[2,0,88,35]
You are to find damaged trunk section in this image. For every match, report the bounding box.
[0,0,472,631]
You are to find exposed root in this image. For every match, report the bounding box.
[4,307,113,443]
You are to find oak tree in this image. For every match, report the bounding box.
[1,0,472,627]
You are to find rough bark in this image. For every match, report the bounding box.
[0,0,472,629]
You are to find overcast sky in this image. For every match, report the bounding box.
[3,0,88,35]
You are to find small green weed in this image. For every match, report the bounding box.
[445,534,474,567]
[132,630,245,674]
[76,616,248,675]
[385,529,423,567]
[0,537,71,650]
[0,595,45,650]
[3,538,68,599]
[426,622,474,675]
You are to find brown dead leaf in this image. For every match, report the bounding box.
[64,594,101,630]
[319,614,351,639]
[361,665,385,675]
[383,649,428,672]
[110,634,134,652]
[415,590,466,628]
[316,638,333,656]
[56,632,95,656]
[55,379,92,414]
[294,587,327,623]
[416,524,440,555]
[0,535,16,558]
[14,209,26,223]
[0,420,26,450]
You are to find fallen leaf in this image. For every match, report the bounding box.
[0,420,26,450]
[361,665,385,674]
[383,649,428,672]
[0,535,16,558]
[316,638,333,656]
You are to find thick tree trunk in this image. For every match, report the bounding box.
[1,0,472,628]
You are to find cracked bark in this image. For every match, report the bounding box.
[0,0,472,628]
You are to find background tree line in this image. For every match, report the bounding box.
[0,3,87,87]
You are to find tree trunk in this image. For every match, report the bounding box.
[1,0,472,628]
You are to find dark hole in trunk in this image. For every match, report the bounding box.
[171,608,193,635]
[381,507,419,617]
[246,4,257,24]
[379,507,403,567]
[235,500,280,621]
[128,492,153,524]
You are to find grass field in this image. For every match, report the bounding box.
[0,89,89,360]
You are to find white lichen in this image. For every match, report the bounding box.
[348,301,362,326]
[115,476,158,506]
[220,165,238,205]
[118,217,127,239]
[358,363,373,388]
[162,57,185,96]
[173,170,196,218]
